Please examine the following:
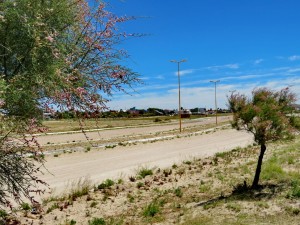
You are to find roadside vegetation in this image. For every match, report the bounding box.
[7,136,300,225]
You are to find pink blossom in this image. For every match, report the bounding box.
[45,35,54,43]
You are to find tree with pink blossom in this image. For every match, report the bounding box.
[0,0,140,209]
[228,87,298,189]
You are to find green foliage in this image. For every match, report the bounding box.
[228,87,298,188]
[0,0,140,208]
[21,202,31,211]
[138,168,153,178]
[88,217,106,225]
[287,179,300,198]
[137,182,144,188]
[98,179,115,190]
[228,87,297,145]
[46,203,59,213]
[0,210,7,218]
[261,156,286,181]
[174,187,183,198]
[143,202,161,217]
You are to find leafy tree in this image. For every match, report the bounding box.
[0,0,139,208]
[228,87,298,189]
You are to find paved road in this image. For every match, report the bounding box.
[40,128,253,196]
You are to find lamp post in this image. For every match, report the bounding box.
[170,59,187,132]
[210,80,220,125]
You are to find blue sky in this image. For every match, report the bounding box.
[103,0,300,110]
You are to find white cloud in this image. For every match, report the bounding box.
[288,55,300,61]
[107,77,300,111]
[254,59,264,65]
[207,63,239,70]
[287,68,300,73]
[174,69,195,76]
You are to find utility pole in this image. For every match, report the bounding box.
[210,80,220,125]
[170,59,187,132]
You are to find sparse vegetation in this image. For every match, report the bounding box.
[15,136,300,225]
[138,168,153,178]
[98,179,115,190]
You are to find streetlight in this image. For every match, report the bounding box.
[210,80,220,125]
[170,59,187,132]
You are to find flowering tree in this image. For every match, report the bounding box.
[0,0,140,209]
[228,87,298,189]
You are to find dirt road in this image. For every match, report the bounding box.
[40,128,253,196]
[37,116,231,146]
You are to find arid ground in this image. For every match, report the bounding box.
[6,116,300,224]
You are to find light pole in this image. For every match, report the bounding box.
[170,59,187,132]
[210,80,220,125]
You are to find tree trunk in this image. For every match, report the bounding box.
[252,144,266,189]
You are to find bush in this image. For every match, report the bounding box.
[88,217,106,225]
[98,179,115,190]
[138,168,153,178]
[143,202,160,217]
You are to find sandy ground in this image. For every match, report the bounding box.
[40,128,253,197]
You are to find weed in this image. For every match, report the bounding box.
[287,179,300,198]
[183,160,192,165]
[226,202,241,212]
[143,202,160,217]
[0,210,7,218]
[199,184,210,193]
[117,178,123,184]
[261,157,286,182]
[129,176,136,182]
[54,154,59,157]
[215,151,228,159]
[127,194,135,203]
[138,168,153,178]
[65,219,77,225]
[174,187,183,198]
[137,182,144,188]
[172,164,178,169]
[105,145,116,149]
[46,203,59,213]
[98,179,115,190]
[176,168,185,176]
[67,177,92,200]
[88,217,106,225]
[203,201,219,210]
[118,142,127,146]
[90,201,98,208]
[21,202,31,211]
[163,169,172,177]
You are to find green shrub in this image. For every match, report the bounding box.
[0,210,7,218]
[138,168,153,178]
[287,179,300,198]
[143,202,160,217]
[174,187,183,198]
[137,182,144,188]
[98,179,115,190]
[21,202,31,210]
[88,217,106,225]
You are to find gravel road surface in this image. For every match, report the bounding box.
[40,127,253,196]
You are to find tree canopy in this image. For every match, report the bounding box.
[228,87,298,188]
[0,0,140,209]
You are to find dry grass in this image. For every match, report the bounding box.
[13,136,300,225]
